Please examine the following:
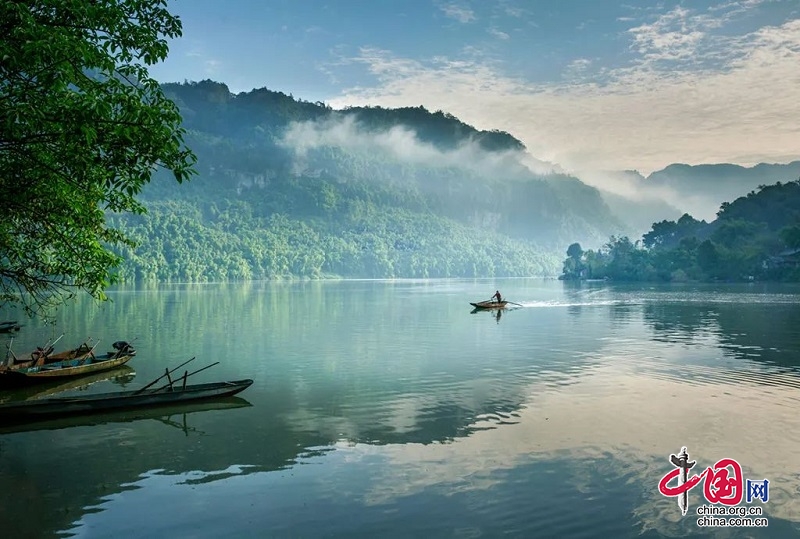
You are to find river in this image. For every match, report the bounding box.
[1,279,798,538]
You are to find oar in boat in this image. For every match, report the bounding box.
[133,357,197,395]
[154,361,221,392]
[492,297,523,307]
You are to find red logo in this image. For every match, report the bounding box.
[658,446,769,516]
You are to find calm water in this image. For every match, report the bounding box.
[1,279,799,538]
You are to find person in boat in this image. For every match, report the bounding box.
[492,290,502,303]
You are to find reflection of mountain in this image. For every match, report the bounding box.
[641,294,800,370]
[34,362,800,538]
[8,280,799,537]
[0,280,620,538]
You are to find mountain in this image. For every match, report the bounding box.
[598,189,683,239]
[560,168,684,240]
[644,161,800,221]
[107,80,630,282]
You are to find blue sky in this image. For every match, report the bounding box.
[150,0,800,177]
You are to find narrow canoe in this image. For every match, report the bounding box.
[0,397,252,434]
[0,379,254,425]
[469,300,508,310]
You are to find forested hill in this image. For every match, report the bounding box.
[560,180,800,282]
[107,80,630,282]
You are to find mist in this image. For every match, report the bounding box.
[274,112,783,230]
[278,114,561,182]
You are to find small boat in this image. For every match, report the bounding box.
[0,352,134,388]
[0,379,254,425]
[2,338,134,373]
[0,397,252,434]
[469,300,508,310]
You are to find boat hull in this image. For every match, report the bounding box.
[0,354,134,388]
[469,300,508,310]
[0,379,254,425]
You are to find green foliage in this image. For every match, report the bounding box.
[642,214,706,249]
[560,180,800,283]
[108,198,560,281]
[0,0,196,313]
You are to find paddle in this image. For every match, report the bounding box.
[153,361,221,392]
[490,295,523,307]
[133,357,196,395]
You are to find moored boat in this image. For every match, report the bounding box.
[0,352,134,388]
[0,396,252,434]
[2,338,135,374]
[2,339,98,373]
[0,379,254,425]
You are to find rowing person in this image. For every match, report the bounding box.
[492,290,502,303]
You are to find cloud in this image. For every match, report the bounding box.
[338,361,800,527]
[439,2,476,23]
[327,8,800,179]
[564,58,592,78]
[488,27,511,40]
[204,59,221,74]
[277,114,559,179]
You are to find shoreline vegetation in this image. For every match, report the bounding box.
[559,180,800,283]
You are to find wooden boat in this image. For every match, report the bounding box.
[0,379,254,425]
[0,397,252,434]
[0,352,134,387]
[469,300,508,310]
[2,338,134,373]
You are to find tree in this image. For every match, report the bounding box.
[0,0,196,313]
[559,242,584,280]
[566,242,583,260]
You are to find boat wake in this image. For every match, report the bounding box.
[514,300,623,308]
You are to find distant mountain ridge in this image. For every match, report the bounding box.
[647,161,800,191]
[597,161,800,223]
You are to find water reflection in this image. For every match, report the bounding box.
[470,307,503,323]
[640,299,800,371]
[1,280,799,538]
[0,397,252,435]
[0,365,136,404]
[55,364,800,538]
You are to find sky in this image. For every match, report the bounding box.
[149,0,800,177]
